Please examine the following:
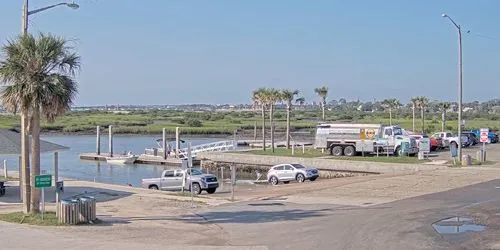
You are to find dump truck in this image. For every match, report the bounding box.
[314,123,418,156]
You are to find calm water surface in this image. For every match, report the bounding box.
[2,135,227,186]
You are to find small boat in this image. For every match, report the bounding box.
[106,152,138,165]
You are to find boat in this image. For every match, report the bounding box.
[106,152,138,165]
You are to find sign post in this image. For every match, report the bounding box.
[479,128,488,162]
[187,142,194,208]
[35,174,52,220]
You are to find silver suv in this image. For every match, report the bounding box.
[267,164,319,185]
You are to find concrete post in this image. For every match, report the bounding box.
[3,160,7,179]
[175,127,180,158]
[96,126,101,155]
[108,125,113,157]
[162,128,167,160]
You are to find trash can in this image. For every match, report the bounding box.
[79,196,97,223]
[58,199,80,225]
[0,181,5,197]
[462,154,472,167]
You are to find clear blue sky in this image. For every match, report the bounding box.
[1,0,499,106]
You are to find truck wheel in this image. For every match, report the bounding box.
[330,146,343,156]
[148,185,159,190]
[191,183,202,195]
[343,146,356,156]
[206,188,216,194]
[394,146,401,157]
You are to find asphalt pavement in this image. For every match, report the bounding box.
[185,178,500,249]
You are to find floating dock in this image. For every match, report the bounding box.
[79,153,200,166]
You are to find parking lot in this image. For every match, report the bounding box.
[428,141,500,163]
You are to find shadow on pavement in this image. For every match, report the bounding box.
[0,184,133,204]
[98,207,332,225]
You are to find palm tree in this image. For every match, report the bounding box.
[381,98,401,126]
[265,88,280,153]
[314,86,328,120]
[295,97,305,106]
[416,96,429,133]
[281,89,299,149]
[0,33,80,213]
[252,88,267,151]
[410,97,419,131]
[438,102,451,131]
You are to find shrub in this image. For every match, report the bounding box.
[185,118,203,127]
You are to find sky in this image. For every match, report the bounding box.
[0,0,499,106]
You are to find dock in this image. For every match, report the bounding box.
[79,153,201,166]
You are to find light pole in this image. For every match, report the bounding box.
[18,0,79,213]
[442,13,463,162]
[22,0,79,34]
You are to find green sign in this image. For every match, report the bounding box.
[35,174,52,188]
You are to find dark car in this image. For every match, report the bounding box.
[462,132,477,146]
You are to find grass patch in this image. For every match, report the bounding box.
[0,212,63,226]
[243,148,428,164]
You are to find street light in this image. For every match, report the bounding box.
[442,13,463,162]
[22,1,80,34]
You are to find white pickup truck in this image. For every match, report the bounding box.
[141,169,219,195]
[431,131,468,148]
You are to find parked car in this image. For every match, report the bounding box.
[267,163,319,185]
[470,129,499,143]
[431,132,468,148]
[141,168,219,194]
[461,132,478,146]
[0,181,5,197]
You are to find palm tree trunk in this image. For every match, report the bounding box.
[21,112,31,214]
[269,105,275,153]
[412,104,415,131]
[286,104,291,149]
[30,108,41,213]
[389,107,392,126]
[441,110,446,131]
[321,101,325,120]
[421,107,425,133]
[261,106,266,151]
[253,121,257,143]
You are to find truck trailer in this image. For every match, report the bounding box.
[314,123,418,156]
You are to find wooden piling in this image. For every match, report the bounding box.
[162,128,167,160]
[96,126,101,155]
[108,125,113,157]
[175,127,180,157]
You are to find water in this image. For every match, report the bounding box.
[2,135,227,187]
[432,216,486,234]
